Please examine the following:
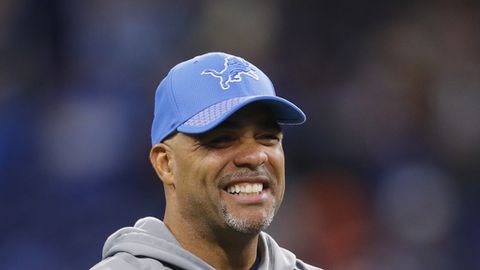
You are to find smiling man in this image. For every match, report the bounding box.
[91,52,321,270]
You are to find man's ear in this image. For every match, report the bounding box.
[150,143,175,186]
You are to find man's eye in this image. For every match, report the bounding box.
[204,136,235,148]
[257,134,281,145]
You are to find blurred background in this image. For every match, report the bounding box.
[1,0,479,269]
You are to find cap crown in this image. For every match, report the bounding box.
[151,52,305,145]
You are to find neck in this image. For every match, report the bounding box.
[164,214,260,270]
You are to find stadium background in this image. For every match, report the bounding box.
[1,0,479,269]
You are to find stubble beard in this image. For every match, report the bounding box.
[221,199,277,235]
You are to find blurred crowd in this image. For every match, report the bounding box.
[1,0,479,269]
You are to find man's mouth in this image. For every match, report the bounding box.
[226,183,264,195]
[221,180,273,205]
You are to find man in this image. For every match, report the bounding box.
[91,52,321,270]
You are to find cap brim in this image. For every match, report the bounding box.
[177,95,306,134]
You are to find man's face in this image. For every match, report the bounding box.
[164,104,285,234]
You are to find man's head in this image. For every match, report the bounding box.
[149,52,305,235]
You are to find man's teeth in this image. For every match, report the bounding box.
[227,183,263,195]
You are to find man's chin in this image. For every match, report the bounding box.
[221,206,275,235]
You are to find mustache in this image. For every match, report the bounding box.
[221,169,271,180]
[218,168,273,184]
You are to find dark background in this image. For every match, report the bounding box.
[1,0,479,269]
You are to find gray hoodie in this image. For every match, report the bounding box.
[90,217,322,270]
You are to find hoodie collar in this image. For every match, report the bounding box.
[102,217,298,270]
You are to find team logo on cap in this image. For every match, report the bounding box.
[201,56,259,90]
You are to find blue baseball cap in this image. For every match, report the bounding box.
[151,52,306,145]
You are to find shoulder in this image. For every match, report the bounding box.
[90,252,174,270]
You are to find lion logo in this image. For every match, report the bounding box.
[201,56,260,90]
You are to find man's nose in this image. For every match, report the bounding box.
[233,140,268,169]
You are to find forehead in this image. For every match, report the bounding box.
[167,104,281,145]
